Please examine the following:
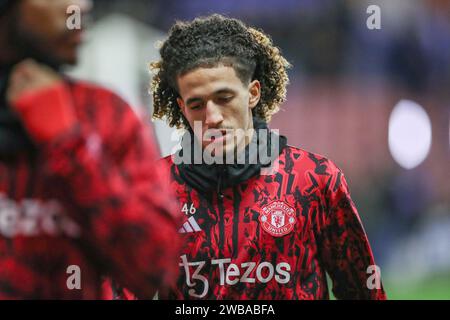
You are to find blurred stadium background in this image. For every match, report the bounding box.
[66,0,450,299]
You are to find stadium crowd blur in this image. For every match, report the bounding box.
[72,0,450,298]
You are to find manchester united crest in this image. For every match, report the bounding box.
[259,201,296,237]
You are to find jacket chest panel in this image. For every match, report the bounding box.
[174,175,318,264]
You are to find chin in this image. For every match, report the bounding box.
[60,51,79,66]
[55,45,79,66]
[65,56,78,66]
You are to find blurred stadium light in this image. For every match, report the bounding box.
[388,100,432,169]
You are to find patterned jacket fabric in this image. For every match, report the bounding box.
[160,142,386,300]
[0,80,181,299]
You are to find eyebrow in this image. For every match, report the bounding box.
[185,97,203,106]
[185,88,235,106]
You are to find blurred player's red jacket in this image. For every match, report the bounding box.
[159,143,387,300]
[0,80,181,299]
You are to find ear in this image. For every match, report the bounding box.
[248,80,261,109]
[177,97,186,116]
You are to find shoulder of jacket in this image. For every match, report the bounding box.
[282,145,343,175]
[65,79,130,107]
[159,154,174,166]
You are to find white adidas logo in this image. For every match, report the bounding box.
[178,216,202,233]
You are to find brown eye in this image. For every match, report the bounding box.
[217,96,233,103]
[189,104,202,110]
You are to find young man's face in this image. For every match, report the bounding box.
[177,65,261,156]
[13,0,92,65]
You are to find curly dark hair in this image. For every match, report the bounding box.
[150,14,291,129]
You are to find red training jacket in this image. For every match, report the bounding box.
[160,146,387,300]
[0,80,181,299]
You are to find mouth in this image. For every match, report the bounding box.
[69,29,85,45]
[60,28,86,48]
[206,129,229,143]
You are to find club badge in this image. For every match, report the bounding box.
[259,201,296,237]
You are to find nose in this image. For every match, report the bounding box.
[204,101,224,128]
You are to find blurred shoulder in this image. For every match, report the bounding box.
[159,154,174,166]
[66,78,132,112]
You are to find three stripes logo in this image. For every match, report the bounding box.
[178,216,201,233]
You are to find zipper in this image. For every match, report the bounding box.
[216,165,227,259]
[216,166,226,199]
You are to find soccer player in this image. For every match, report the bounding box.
[0,0,180,298]
[150,14,387,299]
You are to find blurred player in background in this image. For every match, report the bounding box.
[0,0,180,299]
[150,14,386,299]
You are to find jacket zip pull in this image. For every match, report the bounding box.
[217,166,225,199]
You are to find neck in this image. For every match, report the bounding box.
[228,126,255,163]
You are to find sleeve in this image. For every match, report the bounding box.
[17,83,182,299]
[318,163,387,300]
